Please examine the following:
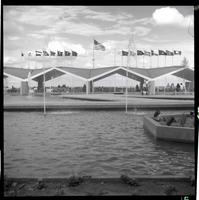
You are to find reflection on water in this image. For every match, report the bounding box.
[4,110,195,178]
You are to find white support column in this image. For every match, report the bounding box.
[148,80,155,95]
[86,81,89,94]
[86,81,93,94]
[20,81,29,96]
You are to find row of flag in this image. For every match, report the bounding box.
[93,40,182,56]
[121,50,181,56]
[21,50,78,57]
[21,39,182,58]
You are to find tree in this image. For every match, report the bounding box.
[82,84,86,92]
[176,83,180,92]
[181,57,189,67]
[166,83,170,91]
[135,84,139,92]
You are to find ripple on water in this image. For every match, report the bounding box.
[4,110,195,178]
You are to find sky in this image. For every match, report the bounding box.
[3,6,194,86]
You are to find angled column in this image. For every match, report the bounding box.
[86,81,93,94]
[148,80,155,95]
[20,81,29,96]
[37,77,43,92]
[140,79,144,93]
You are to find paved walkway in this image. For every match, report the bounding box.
[4,94,194,111]
[4,176,195,196]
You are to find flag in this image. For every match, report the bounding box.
[151,50,158,56]
[72,51,78,56]
[137,50,144,55]
[21,52,24,57]
[144,50,151,56]
[158,50,167,55]
[50,51,56,56]
[35,50,42,56]
[94,40,105,51]
[166,50,174,56]
[43,50,49,56]
[64,51,71,56]
[57,51,63,56]
[122,50,128,56]
[174,50,182,55]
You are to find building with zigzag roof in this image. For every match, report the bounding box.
[4,65,194,95]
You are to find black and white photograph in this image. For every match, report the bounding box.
[3,5,196,197]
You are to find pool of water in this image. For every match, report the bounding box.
[4,110,195,178]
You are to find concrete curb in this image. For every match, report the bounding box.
[4,104,194,111]
[143,116,194,143]
[5,176,191,182]
[129,96,194,100]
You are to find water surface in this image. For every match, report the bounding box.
[4,110,195,178]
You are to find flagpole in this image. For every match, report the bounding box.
[157,50,159,67]
[92,39,95,94]
[113,48,116,93]
[125,54,129,113]
[131,36,137,68]
[143,54,145,68]
[70,50,73,67]
[171,49,173,66]
[114,48,116,66]
[180,51,182,66]
[125,65,128,113]
[136,53,137,67]
[93,40,95,69]
[150,54,152,68]
[43,63,46,116]
[125,36,132,113]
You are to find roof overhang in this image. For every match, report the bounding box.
[29,67,88,82]
[3,72,24,81]
[3,66,194,84]
[54,67,88,81]
[172,67,194,82]
[149,67,192,81]
[89,66,150,82]
[30,67,65,82]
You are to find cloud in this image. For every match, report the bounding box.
[152,7,194,27]
[7,36,20,40]
[85,62,92,67]
[141,36,177,44]
[28,33,45,39]
[39,19,133,37]
[14,6,64,26]
[4,20,24,36]
[85,13,117,22]
[133,26,151,36]
[4,56,24,65]
[47,40,86,55]
[184,15,194,27]
[117,17,154,26]
[4,6,150,38]
[84,11,133,22]
[103,40,117,50]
